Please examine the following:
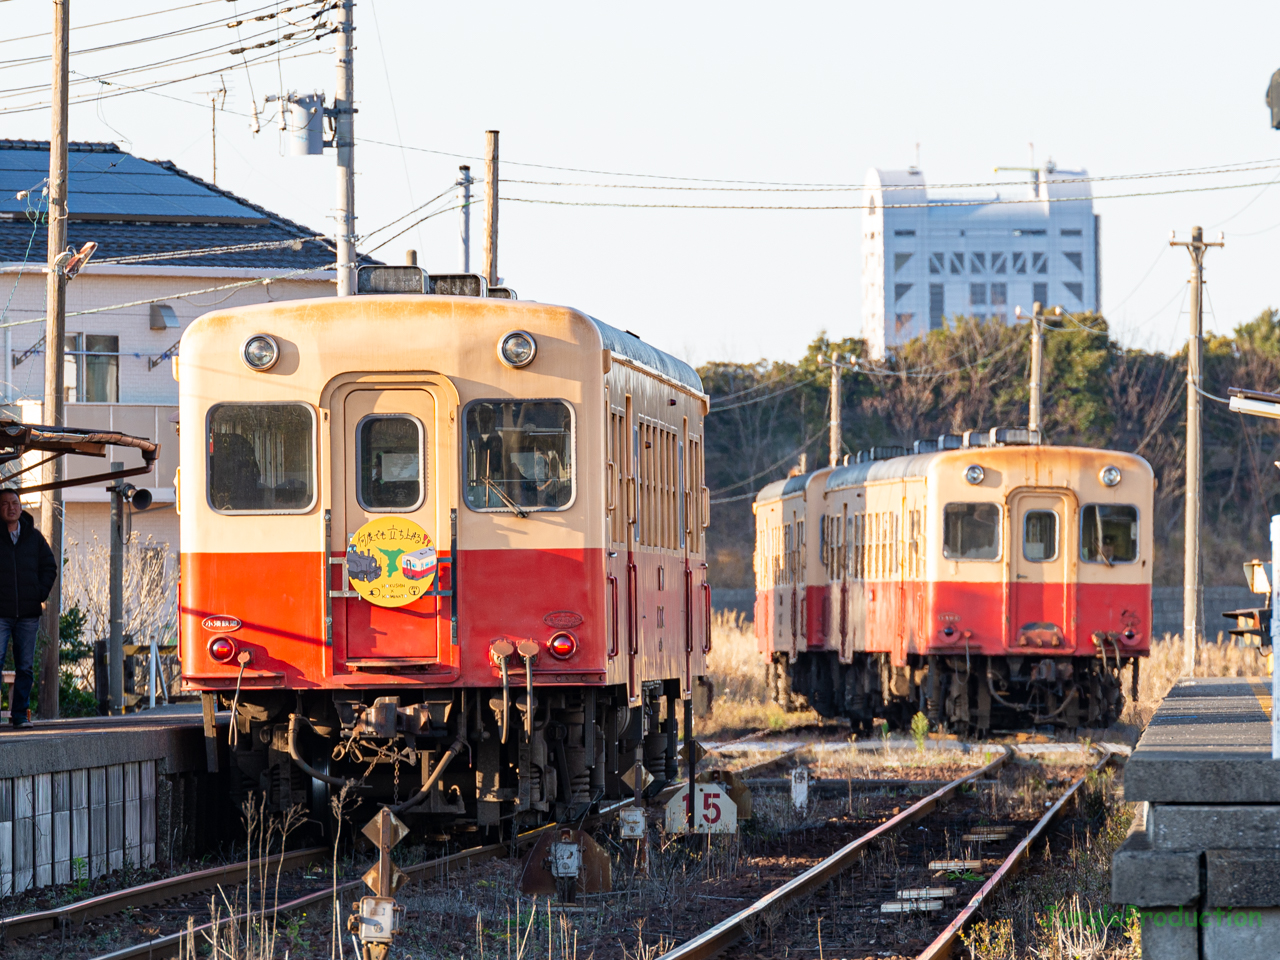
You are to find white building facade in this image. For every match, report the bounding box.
[861,164,1099,358]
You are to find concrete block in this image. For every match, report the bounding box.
[1206,850,1280,908]
[1203,906,1280,960]
[1113,826,1200,907]
[1149,804,1280,851]
[1140,909,1198,960]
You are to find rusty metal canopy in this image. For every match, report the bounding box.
[0,419,160,493]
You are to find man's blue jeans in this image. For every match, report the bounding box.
[0,617,39,723]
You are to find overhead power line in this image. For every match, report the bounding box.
[0,0,229,47]
[500,160,1280,194]
[502,177,1280,212]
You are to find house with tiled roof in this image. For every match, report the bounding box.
[0,138,347,560]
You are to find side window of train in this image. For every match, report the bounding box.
[942,502,1001,561]
[463,400,574,512]
[207,402,315,514]
[356,414,424,511]
[1081,504,1139,564]
[1023,510,1059,562]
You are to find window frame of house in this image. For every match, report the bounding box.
[64,333,119,403]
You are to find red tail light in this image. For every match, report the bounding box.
[209,637,237,663]
[547,633,577,659]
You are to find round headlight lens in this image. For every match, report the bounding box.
[964,464,985,485]
[499,331,536,368]
[243,334,280,371]
[1100,465,1122,487]
[547,633,577,659]
[208,636,237,663]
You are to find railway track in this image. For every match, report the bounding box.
[655,745,1113,960]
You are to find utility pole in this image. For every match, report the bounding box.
[333,1,356,296]
[1016,301,1056,440]
[482,131,499,286]
[198,78,227,184]
[1171,226,1224,675]
[39,0,71,720]
[458,165,472,273]
[818,352,842,468]
[108,463,124,714]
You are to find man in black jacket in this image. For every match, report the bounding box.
[0,489,57,728]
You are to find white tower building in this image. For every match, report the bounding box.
[861,163,1099,358]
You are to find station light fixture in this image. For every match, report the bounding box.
[499,331,537,368]
[964,464,985,485]
[1100,465,1122,487]
[242,334,280,371]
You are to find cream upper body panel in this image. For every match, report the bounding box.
[824,446,1154,585]
[179,296,702,555]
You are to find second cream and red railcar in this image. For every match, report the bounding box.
[755,438,1153,733]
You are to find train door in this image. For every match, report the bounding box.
[606,393,630,696]
[330,382,450,665]
[1008,489,1075,650]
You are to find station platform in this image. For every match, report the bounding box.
[1113,677,1280,959]
[0,706,228,898]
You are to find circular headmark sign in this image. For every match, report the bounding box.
[345,516,437,608]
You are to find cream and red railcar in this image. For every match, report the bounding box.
[177,291,710,832]
[755,436,1152,733]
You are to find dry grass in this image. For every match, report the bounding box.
[699,612,821,740]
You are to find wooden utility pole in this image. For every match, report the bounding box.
[40,0,71,720]
[482,131,499,286]
[333,1,356,295]
[1028,301,1043,436]
[1171,226,1224,675]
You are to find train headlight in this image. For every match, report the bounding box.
[499,331,537,368]
[1100,465,1122,487]
[242,334,280,371]
[964,464,985,485]
[208,636,238,663]
[547,632,577,659]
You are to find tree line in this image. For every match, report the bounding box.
[700,309,1280,589]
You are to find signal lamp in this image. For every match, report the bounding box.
[1100,465,1122,487]
[242,334,280,371]
[208,636,238,663]
[499,331,536,368]
[964,464,985,485]
[547,633,577,659]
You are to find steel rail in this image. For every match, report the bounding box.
[91,842,511,960]
[0,845,328,943]
[916,747,1115,960]
[654,746,1012,960]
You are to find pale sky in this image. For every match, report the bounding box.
[4,0,1280,367]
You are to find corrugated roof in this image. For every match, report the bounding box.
[591,316,703,393]
[0,140,351,270]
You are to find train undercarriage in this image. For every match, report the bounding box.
[768,650,1134,735]
[221,680,687,836]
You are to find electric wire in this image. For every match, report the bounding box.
[0,262,336,331]
[363,138,1280,190]
[93,236,328,265]
[0,18,331,97]
[710,434,824,504]
[502,177,1280,212]
[0,0,231,47]
[707,375,819,413]
[0,44,333,116]
[0,0,316,71]
[500,160,1280,194]
[364,202,468,256]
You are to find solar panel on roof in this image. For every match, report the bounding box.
[0,146,265,223]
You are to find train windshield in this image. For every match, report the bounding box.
[942,502,1000,560]
[1081,504,1138,564]
[357,414,424,511]
[207,403,315,513]
[464,400,573,511]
